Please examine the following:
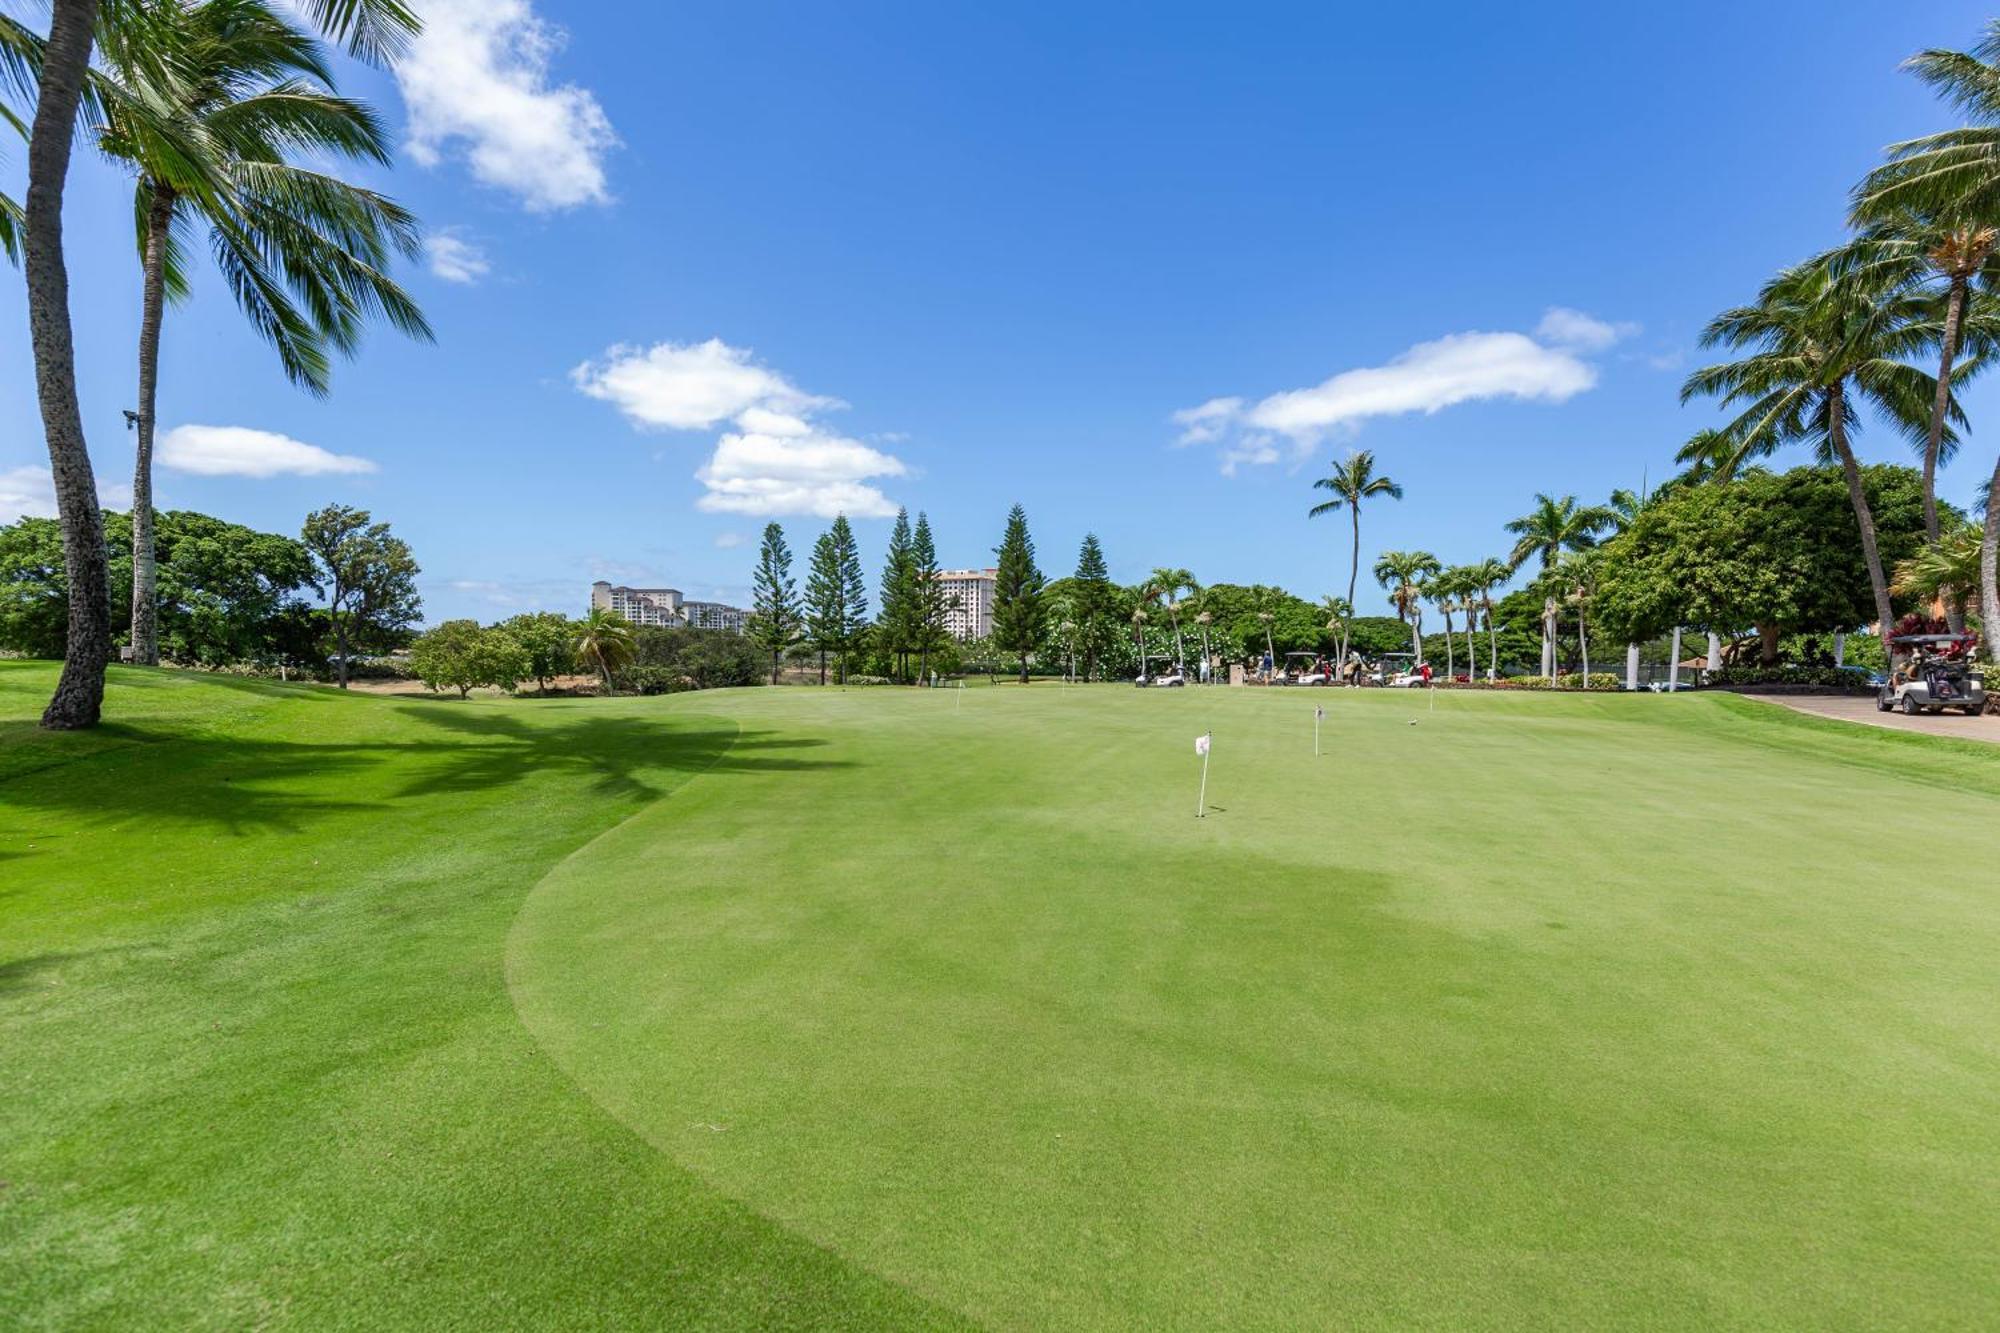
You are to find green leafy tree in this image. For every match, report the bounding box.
[835,514,868,682]
[1372,549,1440,663]
[501,611,577,693]
[75,0,429,667]
[747,521,801,684]
[300,503,420,687]
[411,619,528,698]
[572,607,635,691]
[1309,449,1403,684]
[7,0,421,729]
[991,504,1044,683]
[1594,465,1931,665]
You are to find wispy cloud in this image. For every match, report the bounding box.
[0,466,132,520]
[1177,309,1636,474]
[398,0,617,211]
[573,338,906,519]
[425,229,491,283]
[159,425,376,478]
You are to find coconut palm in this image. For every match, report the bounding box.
[1309,450,1403,685]
[573,608,635,691]
[1465,557,1510,680]
[87,0,429,667]
[1893,521,1984,622]
[1505,493,1613,676]
[1147,567,1197,671]
[1681,249,1958,643]
[6,0,419,728]
[1129,606,1149,677]
[1373,549,1439,663]
[1556,549,1605,686]
[1193,608,1214,681]
[1423,578,1457,679]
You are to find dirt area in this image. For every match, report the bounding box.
[331,674,600,698]
[1749,692,2000,744]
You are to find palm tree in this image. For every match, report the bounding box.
[573,608,635,692]
[1505,493,1613,676]
[1193,608,1214,682]
[1557,549,1605,686]
[6,0,419,728]
[1424,578,1457,680]
[90,0,429,667]
[1465,557,1510,681]
[1129,606,1149,678]
[1373,550,1439,663]
[1893,521,1984,623]
[1309,450,1403,685]
[1681,250,1956,644]
[1147,567,1196,671]
[1318,594,1350,678]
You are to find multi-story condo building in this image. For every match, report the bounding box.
[590,581,684,627]
[934,568,997,641]
[590,582,750,634]
[682,600,751,633]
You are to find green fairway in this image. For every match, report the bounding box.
[6,663,2000,1328]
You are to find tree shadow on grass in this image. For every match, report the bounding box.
[0,708,852,840]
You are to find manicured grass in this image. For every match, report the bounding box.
[7,664,2000,1327]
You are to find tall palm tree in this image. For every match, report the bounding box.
[1193,608,1214,681]
[1424,578,1457,679]
[1309,450,1403,685]
[1318,595,1350,677]
[573,607,635,691]
[1557,549,1604,686]
[1681,250,1956,643]
[91,0,429,667]
[7,0,418,728]
[1466,557,1510,681]
[1129,606,1149,678]
[1373,549,1439,663]
[1147,567,1196,671]
[1505,493,1613,676]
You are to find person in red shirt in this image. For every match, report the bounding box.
[1420,662,1433,685]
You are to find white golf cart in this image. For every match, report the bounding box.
[1373,651,1426,688]
[1280,651,1333,685]
[1876,633,1987,716]
[1134,654,1186,687]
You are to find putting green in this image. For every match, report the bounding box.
[509,685,2000,1328]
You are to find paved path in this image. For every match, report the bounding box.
[1751,692,2000,744]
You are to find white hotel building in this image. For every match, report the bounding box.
[934,568,996,641]
[590,582,749,633]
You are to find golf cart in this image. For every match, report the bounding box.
[1135,654,1185,687]
[1876,633,1986,716]
[1373,652,1426,688]
[1280,651,1333,685]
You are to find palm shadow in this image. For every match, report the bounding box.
[0,706,853,842]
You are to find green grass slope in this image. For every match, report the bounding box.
[7,665,2000,1328]
[0,663,961,1330]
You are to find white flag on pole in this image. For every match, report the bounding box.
[1315,706,1324,720]
[1194,734,1210,757]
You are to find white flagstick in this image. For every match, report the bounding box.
[1195,731,1212,818]
[1314,705,1322,757]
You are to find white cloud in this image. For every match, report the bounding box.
[575,338,905,518]
[1536,307,1640,352]
[713,531,746,549]
[159,425,377,478]
[425,229,490,283]
[572,339,835,431]
[696,431,905,519]
[0,465,133,519]
[398,0,617,211]
[1178,314,1631,472]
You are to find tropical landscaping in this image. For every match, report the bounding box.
[9,4,2000,1329]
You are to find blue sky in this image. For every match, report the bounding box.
[4,0,1998,622]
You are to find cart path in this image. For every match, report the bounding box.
[1749,692,2000,743]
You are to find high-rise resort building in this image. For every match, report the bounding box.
[934,568,997,640]
[589,582,752,633]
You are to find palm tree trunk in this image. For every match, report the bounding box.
[25,0,108,730]
[1343,508,1359,685]
[1578,607,1590,685]
[1486,598,1498,680]
[1442,611,1454,678]
[130,184,176,668]
[1982,454,2000,666]
[1828,384,1898,643]
[1408,610,1422,664]
[1464,617,1475,682]
[1924,278,1965,547]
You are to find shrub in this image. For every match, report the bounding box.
[612,665,691,696]
[1709,665,1876,692]
[1491,673,1623,691]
